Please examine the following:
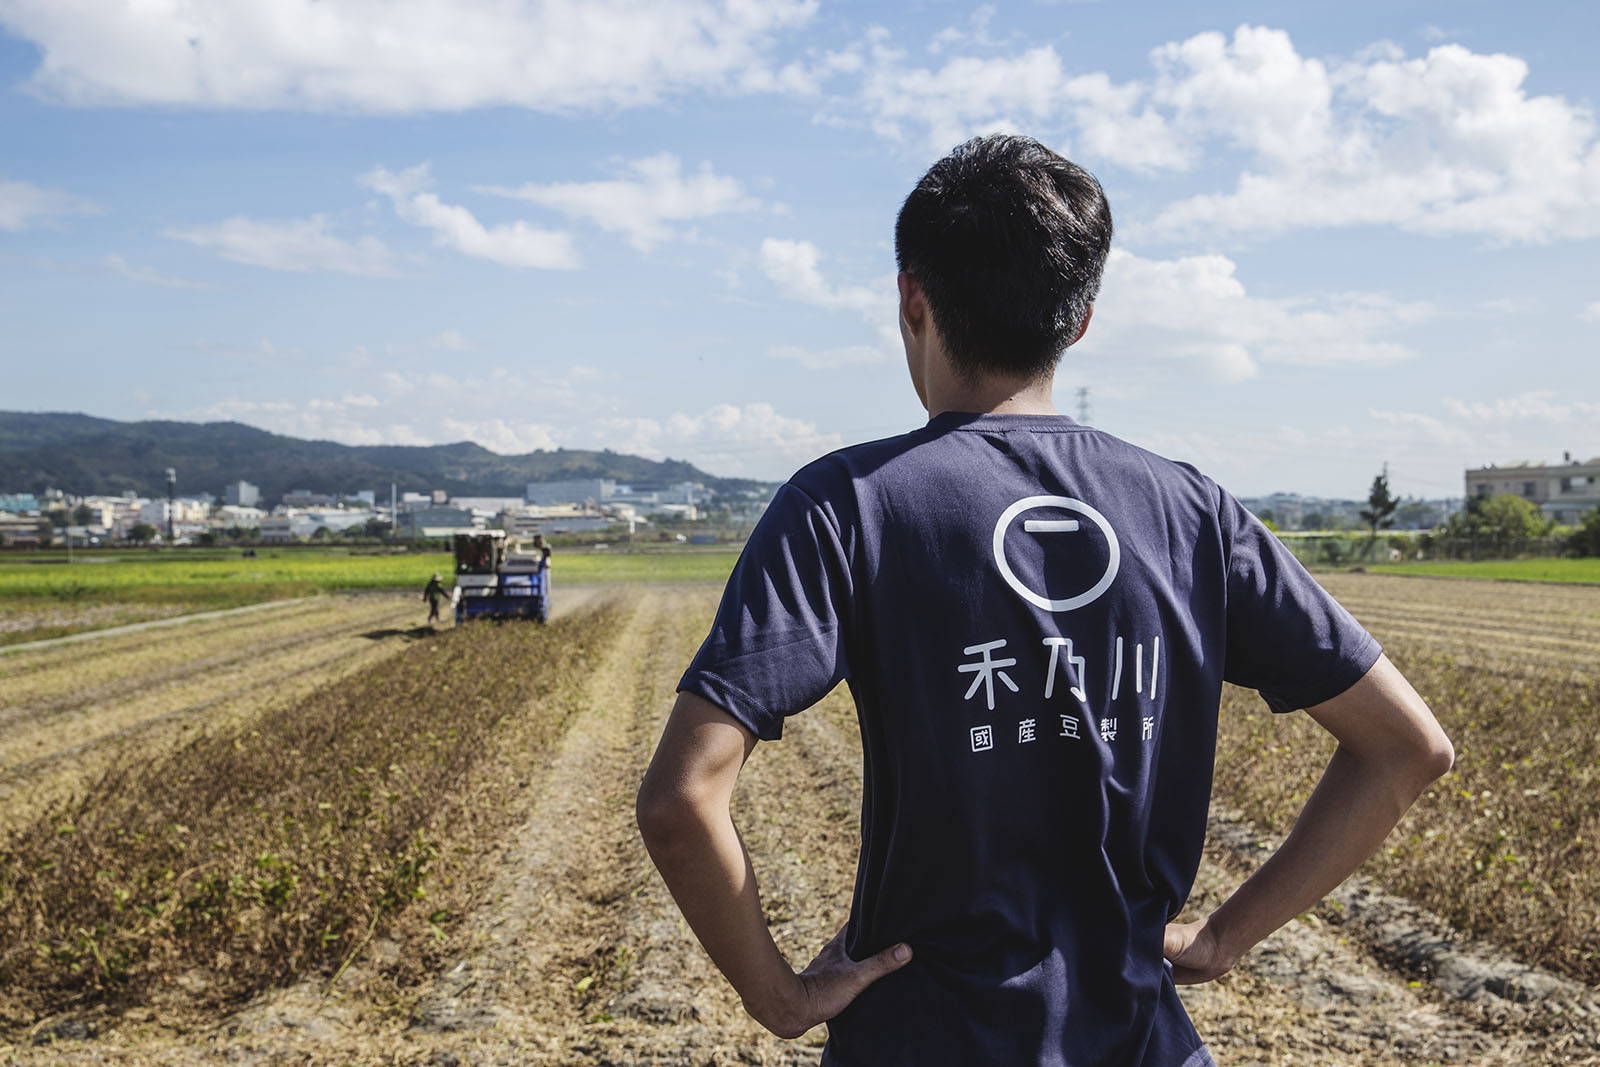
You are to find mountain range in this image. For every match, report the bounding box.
[0,412,766,503]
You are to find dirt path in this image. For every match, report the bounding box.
[7,582,1599,1066]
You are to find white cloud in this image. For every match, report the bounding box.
[853,37,1083,155]
[476,153,759,251]
[188,337,294,363]
[1077,249,1429,382]
[598,401,842,476]
[0,0,817,112]
[767,344,889,370]
[1441,392,1600,426]
[757,236,901,360]
[184,385,836,478]
[104,253,210,289]
[438,418,561,454]
[1581,301,1600,323]
[362,164,578,270]
[758,237,882,314]
[0,177,96,231]
[842,24,1600,243]
[1366,409,1472,447]
[164,215,398,275]
[1353,393,1600,490]
[1139,30,1600,243]
[185,397,431,446]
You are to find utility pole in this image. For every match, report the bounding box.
[1076,386,1092,426]
[165,467,176,545]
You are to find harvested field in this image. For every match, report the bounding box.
[0,575,1596,1065]
[0,596,426,829]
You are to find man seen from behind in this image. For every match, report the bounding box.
[636,134,1453,1066]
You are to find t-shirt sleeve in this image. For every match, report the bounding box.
[678,480,853,741]
[1219,489,1381,714]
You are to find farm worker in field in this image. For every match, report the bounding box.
[531,533,552,567]
[423,572,447,624]
[636,135,1453,1065]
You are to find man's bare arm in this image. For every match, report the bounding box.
[1165,653,1454,982]
[635,691,911,1037]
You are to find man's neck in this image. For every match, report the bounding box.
[923,371,1059,419]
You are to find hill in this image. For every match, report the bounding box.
[0,412,768,503]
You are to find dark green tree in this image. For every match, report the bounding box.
[1360,468,1399,553]
[128,523,157,544]
[72,503,94,526]
[1568,506,1600,557]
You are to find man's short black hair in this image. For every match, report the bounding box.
[895,134,1113,382]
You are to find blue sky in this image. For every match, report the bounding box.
[1,1,1596,498]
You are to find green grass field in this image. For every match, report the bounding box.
[0,546,740,597]
[1366,557,1600,584]
[0,547,742,645]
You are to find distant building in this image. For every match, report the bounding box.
[281,490,338,508]
[225,480,261,508]
[525,479,616,506]
[0,493,40,514]
[217,505,266,529]
[398,506,479,540]
[139,498,210,527]
[453,496,526,514]
[259,516,299,543]
[1465,454,1600,525]
[0,515,43,546]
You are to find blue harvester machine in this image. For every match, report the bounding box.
[451,530,550,623]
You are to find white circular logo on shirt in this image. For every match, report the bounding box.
[991,495,1120,612]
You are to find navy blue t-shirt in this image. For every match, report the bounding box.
[680,412,1379,1066]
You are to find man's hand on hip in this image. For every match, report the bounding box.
[749,926,913,1039]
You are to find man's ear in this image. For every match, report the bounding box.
[898,272,928,339]
[1067,304,1094,347]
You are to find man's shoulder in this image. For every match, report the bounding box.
[789,419,1220,500]
[785,426,937,499]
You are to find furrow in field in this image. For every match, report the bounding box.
[1181,811,1600,1066]
[1335,601,1600,647]
[0,598,331,687]
[274,584,690,1066]
[1319,574,1600,626]
[0,601,416,734]
[0,596,423,829]
[0,597,370,705]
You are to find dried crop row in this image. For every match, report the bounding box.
[0,598,340,701]
[0,598,423,831]
[0,603,189,646]
[0,599,623,1039]
[1319,575,1600,646]
[1215,642,1600,986]
[0,635,418,835]
[0,599,413,738]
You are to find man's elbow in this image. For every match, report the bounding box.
[635,776,699,855]
[1416,727,1455,784]
[1391,718,1455,799]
